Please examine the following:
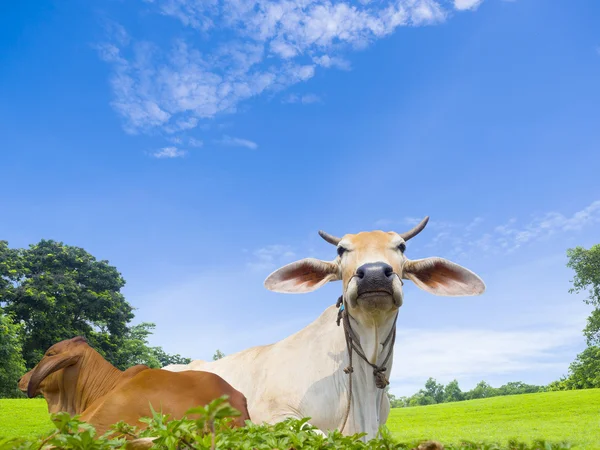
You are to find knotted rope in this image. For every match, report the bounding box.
[336,295,398,433]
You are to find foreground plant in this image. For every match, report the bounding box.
[0,397,572,450]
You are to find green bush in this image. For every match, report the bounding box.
[0,397,573,450]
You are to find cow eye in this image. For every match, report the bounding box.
[337,246,347,257]
[397,243,406,253]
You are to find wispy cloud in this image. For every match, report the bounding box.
[376,200,600,258]
[151,146,187,158]
[188,137,203,147]
[96,0,483,135]
[247,244,296,271]
[215,135,258,150]
[283,93,322,104]
[454,0,484,11]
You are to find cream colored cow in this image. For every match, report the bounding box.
[164,217,485,440]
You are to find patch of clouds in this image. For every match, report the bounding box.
[97,0,476,135]
[215,135,258,150]
[247,244,297,271]
[151,146,187,158]
[376,200,600,259]
[187,137,204,147]
[283,93,322,104]
[454,0,484,11]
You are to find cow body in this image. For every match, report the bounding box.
[80,369,250,435]
[19,337,250,436]
[166,305,394,439]
[167,217,485,441]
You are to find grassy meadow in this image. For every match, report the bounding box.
[1,389,599,448]
[387,389,600,449]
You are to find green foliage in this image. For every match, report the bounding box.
[0,240,190,377]
[110,322,190,370]
[212,349,225,361]
[391,378,545,408]
[0,239,133,368]
[547,346,600,391]
[0,308,26,398]
[566,244,600,345]
[0,396,575,450]
[444,380,464,403]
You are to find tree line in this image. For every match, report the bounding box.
[1,239,598,401]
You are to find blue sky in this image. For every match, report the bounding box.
[1,0,599,396]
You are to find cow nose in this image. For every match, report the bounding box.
[356,262,394,280]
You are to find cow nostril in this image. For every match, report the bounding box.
[356,267,365,279]
[384,266,394,278]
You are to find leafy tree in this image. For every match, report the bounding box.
[566,244,600,345]
[213,349,225,360]
[497,381,545,396]
[408,393,435,406]
[0,308,26,398]
[0,239,134,368]
[112,322,161,369]
[423,377,445,404]
[152,346,191,367]
[548,346,600,391]
[444,379,464,403]
[111,322,192,370]
[465,380,497,400]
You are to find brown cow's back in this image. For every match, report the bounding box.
[81,369,250,435]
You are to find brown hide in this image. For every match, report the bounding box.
[19,337,250,435]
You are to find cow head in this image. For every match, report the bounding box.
[264,217,485,323]
[18,336,88,414]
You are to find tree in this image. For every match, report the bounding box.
[567,244,600,345]
[497,381,545,396]
[213,349,225,360]
[112,322,161,369]
[0,308,26,398]
[112,322,191,370]
[548,346,600,391]
[152,347,191,367]
[465,380,497,399]
[423,377,445,404]
[0,240,134,368]
[444,379,464,403]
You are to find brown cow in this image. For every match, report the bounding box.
[18,336,250,436]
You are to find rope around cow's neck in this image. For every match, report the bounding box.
[335,295,398,434]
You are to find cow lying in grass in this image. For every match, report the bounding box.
[18,336,251,436]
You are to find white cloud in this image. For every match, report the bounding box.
[247,244,296,271]
[454,0,484,11]
[283,93,322,104]
[98,0,457,135]
[378,200,600,259]
[215,135,258,149]
[151,146,187,158]
[188,137,203,147]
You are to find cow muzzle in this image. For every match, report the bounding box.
[353,262,399,305]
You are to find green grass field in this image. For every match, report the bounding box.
[388,389,600,449]
[1,390,599,448]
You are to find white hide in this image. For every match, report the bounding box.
[163,304,397,440]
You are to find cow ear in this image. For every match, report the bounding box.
[403,257,485,297]
[27,354,80,398]
[265,258,340,293]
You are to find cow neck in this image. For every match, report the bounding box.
[75,349,123,413]
[335,295,398,433]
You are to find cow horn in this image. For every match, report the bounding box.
[399,216,430,241]
[318,230,341,246]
